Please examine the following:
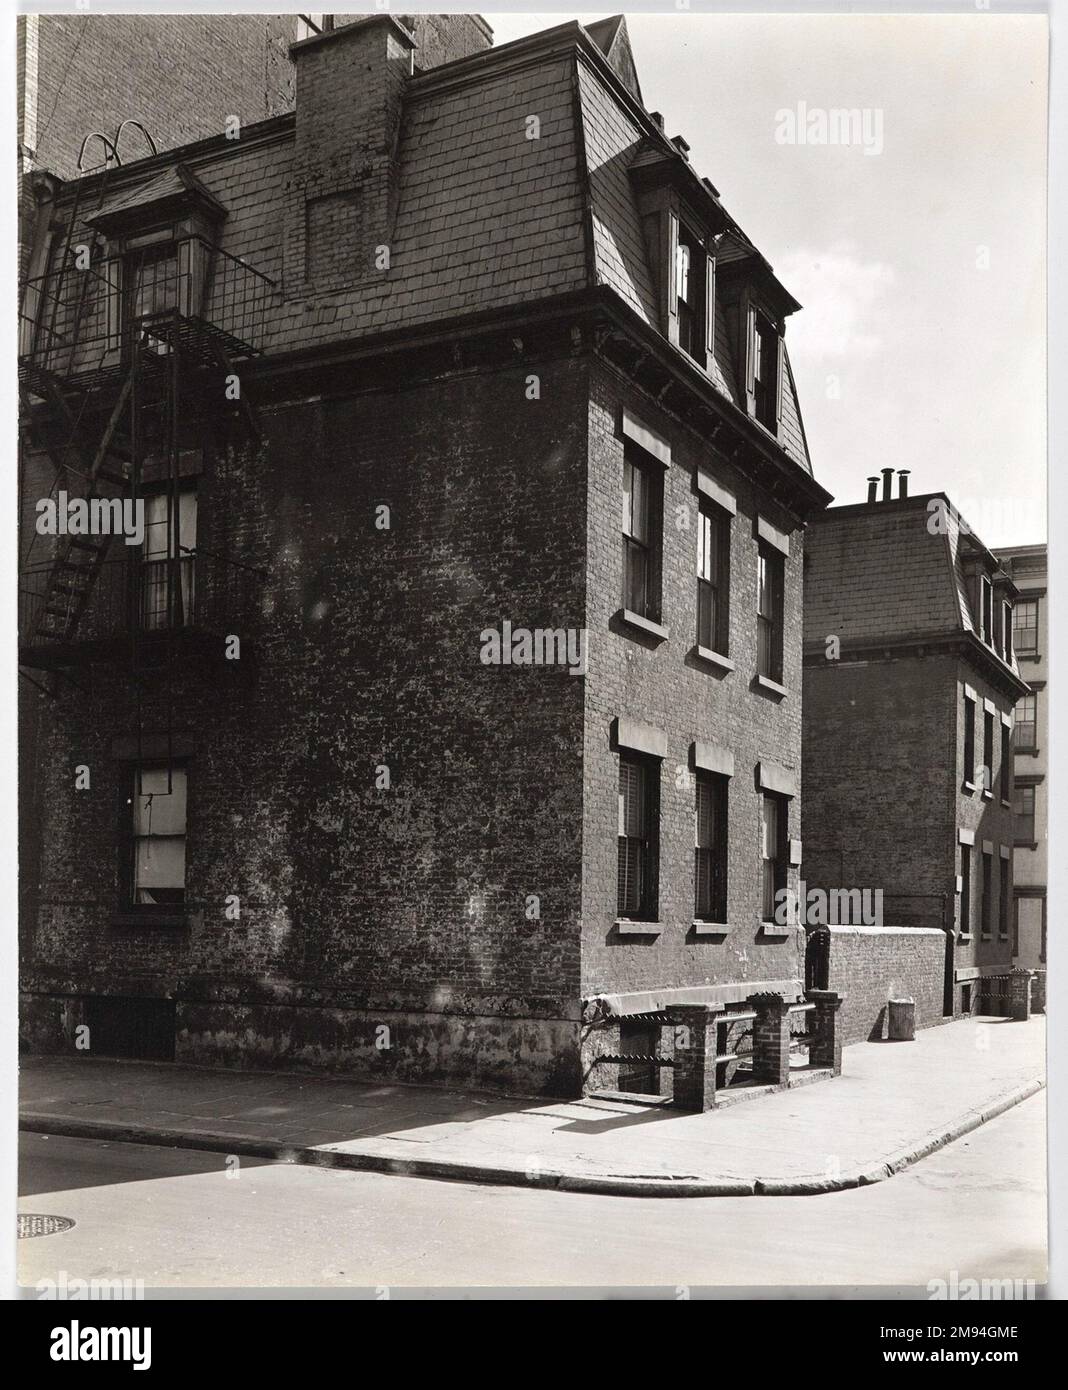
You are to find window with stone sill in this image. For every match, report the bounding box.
[123,764,188,911]
[696,497,730,656]
[757,543,784,684]
[694,770,728,922]
[963,692,976,784]
[617,753,659,921]
[959,844,972,937]
[622,445,662,623]
[1013,598,1039,655]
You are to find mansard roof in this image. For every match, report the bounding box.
[37,16,815,480]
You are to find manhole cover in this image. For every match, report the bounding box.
[17,1214,75,1239]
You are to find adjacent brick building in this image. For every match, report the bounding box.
[18,15,831,1096]
[994,543,1048,971]
[802,473,1029,1033]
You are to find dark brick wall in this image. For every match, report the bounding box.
[20,357,589,1095]
[822,926,947,1044]
[581,361,807,1000]
[802,651,1016,1017]
[802,654,957,923]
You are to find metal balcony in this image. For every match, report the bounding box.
[18,549,265,668]
[18,235,277,397]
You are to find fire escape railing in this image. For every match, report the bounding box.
[19,548,266,656]
[19,234,277,388]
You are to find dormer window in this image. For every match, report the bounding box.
[674,222,712,365]
[1001,599,1014,661]
[980,575,993,645]
[751,309,779,432]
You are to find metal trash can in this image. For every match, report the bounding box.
[888,998,916,1041]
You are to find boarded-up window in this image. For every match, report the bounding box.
[305,187,365,285]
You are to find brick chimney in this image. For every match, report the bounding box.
[286,14,416,297]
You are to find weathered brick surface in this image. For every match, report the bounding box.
[20,17,828,1096]
[822,926,946,1044]
[581,361,807,999]
[20,360,590,1094]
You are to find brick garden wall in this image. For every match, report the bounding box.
[823,926,947,1044]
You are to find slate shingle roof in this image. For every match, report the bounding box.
[803,494,1021,663]
[42,16,815,482]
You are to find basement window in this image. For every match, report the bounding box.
[128,765,187,908]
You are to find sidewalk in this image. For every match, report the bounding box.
[20,1015,1044,1197]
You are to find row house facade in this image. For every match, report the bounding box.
[18,15,830,1097]
[994,543,1048,970]
[801,475,1030,1032]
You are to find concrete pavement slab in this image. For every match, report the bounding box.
[19,1014,1044,1196]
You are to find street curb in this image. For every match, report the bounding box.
[19,1077,1044,1199]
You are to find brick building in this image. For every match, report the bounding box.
[802,473,1029,1038]
[18,14,831,1096]
[994,543,1048,970]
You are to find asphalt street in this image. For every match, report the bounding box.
[17,1091,1046,1292]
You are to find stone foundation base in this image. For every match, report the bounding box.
[19,991,582,1098]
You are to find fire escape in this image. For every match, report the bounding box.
[18,162,274,766]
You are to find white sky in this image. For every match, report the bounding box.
[486,11,1048,545]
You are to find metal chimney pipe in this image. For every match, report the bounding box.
[897,469,911,498]
[881,468,894,502]
[867,476,880,504]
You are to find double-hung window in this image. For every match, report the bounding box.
[1015,692,1037,750]
[617,755,658,920]
[141,488,197,631]
[1000,722,1012,802]
[963,693,976,784]
[998,857,1010,940]
[752,311,779,432]
[696,500,730,654]
[622,449,660,621]
[757,544,784,683]
[760,792,788,923]
[128,765,187,908]
[1013,599,1038,655]
[980,849,993,939]
[959,844,972,937]
[1014,784,1036,844]
[980,576,993,645]
[982,709,994,796]
[694,772,728,922]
